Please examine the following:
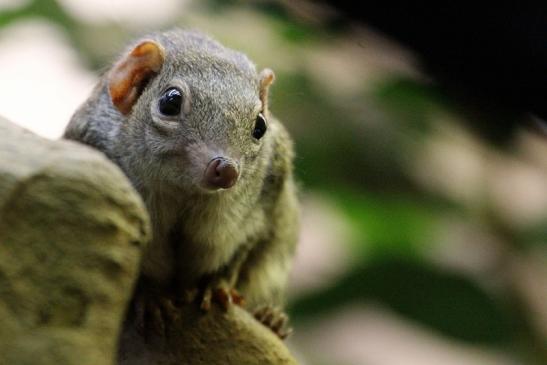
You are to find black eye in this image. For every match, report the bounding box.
[158,87,182,116]
[252,113,267,140]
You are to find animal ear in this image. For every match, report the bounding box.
[108,40,165,115]
[259,68,275,111]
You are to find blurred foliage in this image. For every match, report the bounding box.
[373,77,442,133]
[273,72,412,191]
[331,189,444,257]
[289,257,514,344]
[0,0,74,29]
[0,1,545,364]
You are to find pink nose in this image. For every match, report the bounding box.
[203,157,239,189]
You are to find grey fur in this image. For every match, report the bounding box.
[64,28,299,310]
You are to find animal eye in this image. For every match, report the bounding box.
[252,113,267,140]
[158,87,182,116]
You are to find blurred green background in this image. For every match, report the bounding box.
[0,1,545,364]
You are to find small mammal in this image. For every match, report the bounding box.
[64,28,299,338]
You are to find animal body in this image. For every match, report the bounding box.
[64,28,299,339]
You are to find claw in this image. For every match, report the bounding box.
[150,304,164,335]
[200,288,213,311]
[200,286,245,311]
[182,288,198,304]
[278,326,293,340]
[134,296,146,336]
[253,306,292,340]
[230,288,245,307]
[133,295,181,341]
[214,287,232,310]
[271,312,288,333]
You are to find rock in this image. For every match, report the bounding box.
[0,117,150,365]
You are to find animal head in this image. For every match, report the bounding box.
[103,29,275,194]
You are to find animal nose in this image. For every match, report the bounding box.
[203,157,239,189]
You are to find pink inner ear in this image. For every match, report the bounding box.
[108,41,165,115]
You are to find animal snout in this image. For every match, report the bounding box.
[203,157,239,189]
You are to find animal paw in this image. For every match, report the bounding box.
[133,295,181,340]
[253,306,293,340]
[200,284,245,312]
